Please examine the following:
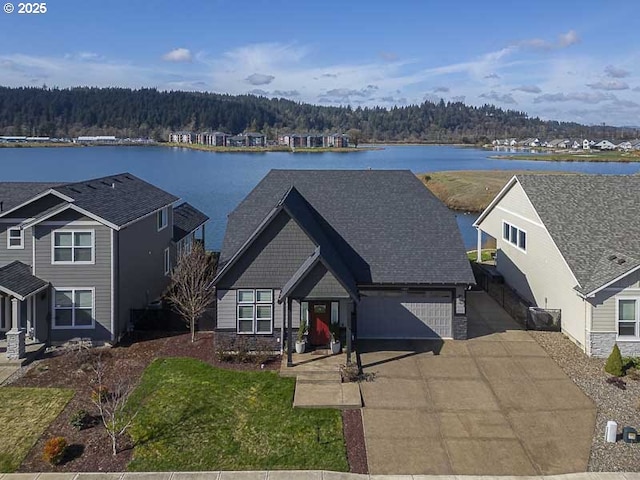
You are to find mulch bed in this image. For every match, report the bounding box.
[11,331,280,472]
[342,409,368,474]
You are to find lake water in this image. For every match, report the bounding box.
[1,145,638,250]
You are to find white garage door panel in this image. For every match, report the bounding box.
[358,292,452,339]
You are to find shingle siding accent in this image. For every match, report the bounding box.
[34,224,112,342]
[290,263,349,299]
[216,289,236,329]
[217,210,316,289]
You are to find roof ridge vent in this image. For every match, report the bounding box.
[617,258,626,265]
[607,255,617,261]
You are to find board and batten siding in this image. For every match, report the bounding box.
[590,269,640,332]
[216,288,301,330]
[117,206,173,337]
[34,222,113,342]
[0,223,34,267]
[217,210,316,289]
[478,181,587,347]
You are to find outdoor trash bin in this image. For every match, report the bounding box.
[623,426,638,443]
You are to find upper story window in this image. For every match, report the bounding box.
[157,207,168,231]
[52,230,94,264]
[7,227,24,249]
[502,221,527,252]
[618,298,639,338]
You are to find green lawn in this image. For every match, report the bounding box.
[0,387,73,472]
[127,358,348,472]
[467,249,495,262]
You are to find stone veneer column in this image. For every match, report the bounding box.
[6,298,25,360]
[452,316,468,340]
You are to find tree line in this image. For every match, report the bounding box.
[0,86,631,142]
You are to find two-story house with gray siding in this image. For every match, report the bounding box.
[0,173,208,359]
[474,174,640,357]
[213,170,475,366]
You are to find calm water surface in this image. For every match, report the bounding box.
[1,145,638,250]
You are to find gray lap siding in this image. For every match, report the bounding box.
[34,223,113,342]
[0,223,33,267]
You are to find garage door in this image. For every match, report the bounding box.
[358,291,453,339]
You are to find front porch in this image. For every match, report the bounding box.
[0,338,46,367]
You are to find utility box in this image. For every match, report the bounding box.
[623,427,637,443]
[605,421,617,443]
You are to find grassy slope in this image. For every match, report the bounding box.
[490,151,640,162]
[419,170,574,212]
[0,388,73,472]
[127,358,348,472]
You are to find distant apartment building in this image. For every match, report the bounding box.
[169,132,196,144]
[226,133,267,147]
[74,136,118,144]
[278,133,349,148]
[196,131,229,146]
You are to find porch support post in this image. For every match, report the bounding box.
[7,297,25,360]
[201,224,206,248]
[476,227,482,263]
[346,303,353,365]
[286,297,293,367]
[11,297,19,331]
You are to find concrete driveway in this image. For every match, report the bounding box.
[358,290,596,476]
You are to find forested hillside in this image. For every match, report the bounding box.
[0,86,625,142]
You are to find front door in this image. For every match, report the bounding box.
[309,302,331,346]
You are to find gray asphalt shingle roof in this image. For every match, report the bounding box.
[0,261,48,300]
[220,169,474,285]
[516,174,640,294]
[0,182,61,213]
[173,202,209,241]
[0,173,180,228]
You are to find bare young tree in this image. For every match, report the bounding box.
[91,355,139,456]
[165,242,217,342]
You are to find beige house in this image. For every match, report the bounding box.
[474,174,640,357]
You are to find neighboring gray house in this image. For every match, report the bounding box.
[0,173,208,358]
[213,170,474,365]
[474,174,640,357]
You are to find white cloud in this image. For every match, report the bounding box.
[245,73,275,85]
[533,91,617,104]
[604,65,630,78]
[586,80,629,91]
[480,91,517,104]
[558,30,580,47]
[513,85,542,94]
[162,48,192,62]
[433,86,450,93]
[518,30,580,51]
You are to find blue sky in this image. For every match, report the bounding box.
[1,0,639,126]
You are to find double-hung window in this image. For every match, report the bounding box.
[53,288,94,329]
[53,230,94,264]
[502,221,527,252]
[157,207,168,231]
[237,289,273,334]
[7,227,23,249]
[618,298,639,338]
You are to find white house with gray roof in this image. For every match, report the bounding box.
[213,170,474,365]
[0,173,208,359]
[474,174,640,357]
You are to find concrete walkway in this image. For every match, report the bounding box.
[0,471,636,480]
[281,349,362,409]
[358,291,596,476]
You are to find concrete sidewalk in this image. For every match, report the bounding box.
[0,471,636,480]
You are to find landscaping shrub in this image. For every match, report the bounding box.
[605,344,624,377]
[91,385,109,403]
[214,335,276,365]
[340,363,376,383]
[43,437,67,465]
[626,368,640,382]
[69,409,89,430]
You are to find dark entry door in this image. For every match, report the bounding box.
[309,302,331,345]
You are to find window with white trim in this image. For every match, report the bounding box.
[157,207,168,231]
[7,227,24,249]
[52,230,94,263]
[237,289,273,334]
[502,221,527,252]
[53,288,94,329]
[618,298,639,338]
[164,247,171,275]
